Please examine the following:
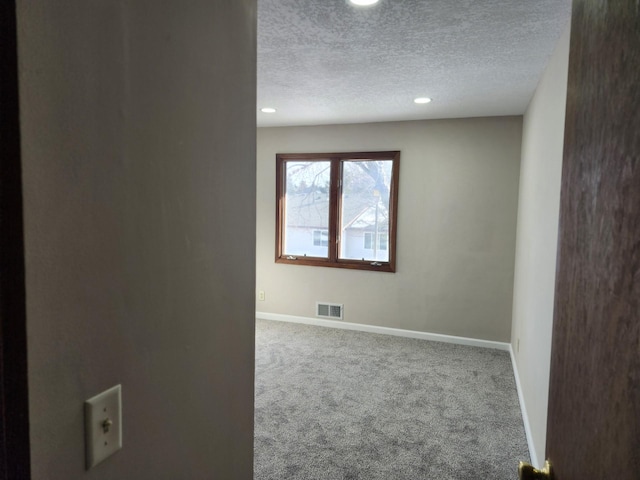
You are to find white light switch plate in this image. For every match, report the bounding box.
[85,385,122,469]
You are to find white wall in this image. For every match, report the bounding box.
[18,1,256,478]
[257,117,522,342]
[511,24,571,466]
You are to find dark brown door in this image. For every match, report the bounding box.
[546,1,640,478]
[0,1,32,479]
[0,1,31,479]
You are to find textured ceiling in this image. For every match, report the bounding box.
[257,0,572,127]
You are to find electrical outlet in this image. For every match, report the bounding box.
[85,385,122,469]
[258,290,265,301]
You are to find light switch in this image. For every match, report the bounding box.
[85,385,122,469]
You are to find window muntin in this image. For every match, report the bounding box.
[276,151,399,272]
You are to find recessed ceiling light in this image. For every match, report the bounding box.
[260,107,276,113]
[349,0,379,6]
[414,97,432,104]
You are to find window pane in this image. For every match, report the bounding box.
[284,161,331,257]
[340,160,392,262]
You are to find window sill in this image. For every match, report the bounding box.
[275,256,395,273]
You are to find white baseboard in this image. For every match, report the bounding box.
[509,346,540,468]
[256,311,510,351]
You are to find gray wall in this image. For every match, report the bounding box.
[17,1,256,478]
[511,24,570,466]
[257,117,522,342]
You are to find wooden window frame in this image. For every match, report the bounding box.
[275,151,400,273]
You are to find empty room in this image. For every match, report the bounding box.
[254,0,565,478]
[253,0,633,479]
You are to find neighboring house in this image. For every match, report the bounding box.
[284,192,389,261]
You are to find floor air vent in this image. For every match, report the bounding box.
[316,302,343,320]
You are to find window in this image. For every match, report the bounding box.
[364,232,374,250]
[364,232,388,251]
[276,151,400,272]
[313,229,329,247]
[379,233,388,251]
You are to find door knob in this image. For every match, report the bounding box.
[518,460,553,480]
